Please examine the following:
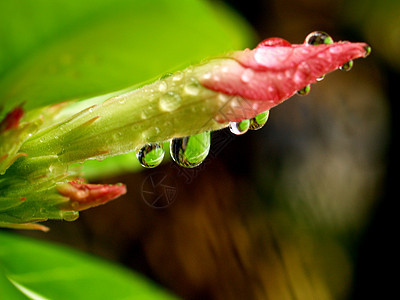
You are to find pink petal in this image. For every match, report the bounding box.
[58,181,127,211]
[201,38,370,122]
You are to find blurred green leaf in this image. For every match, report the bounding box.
[0,0,254,115]
[0,232,177,299]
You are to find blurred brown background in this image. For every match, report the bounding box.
[20,0,396,299]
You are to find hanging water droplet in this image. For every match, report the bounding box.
[339,60,353,71]
[184,77,201,95]
[136,143,165,168]
[363,45,371,57]
[170,132,210,168]
[316,75,325,81]
[159,91,182,112]
[61,210,79,221]
[249,110,269,130]
[305,31,334,45]
[297,84,311,95]
[229,119,250,135]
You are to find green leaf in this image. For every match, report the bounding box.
[0,0,255,116]
[0,232,177,299]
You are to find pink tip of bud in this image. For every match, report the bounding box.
[58,180,127,211]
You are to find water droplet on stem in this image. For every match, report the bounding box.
[184,78,201,95]
[159,92,182,112]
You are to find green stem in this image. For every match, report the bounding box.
[9,59,239,177]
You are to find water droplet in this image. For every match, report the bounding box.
[316,75,325,81]
[159,92,182,112]
[170,132,210,168]
[305,31,334,45]
[249,110,269,130]
[241,69,254,83]
[136,143,165,168]
[297,84,311,96]
[61,210,79,221]
[339,60,353,71]
[363,45,371,57]
[173,72,183,81]
[160,72,173,80]
[141,127,160,140]
[116,96,126,104]
[229,119,250,135]
[203,72,211,80]
[158,81,167,92]
[184,78,201,95]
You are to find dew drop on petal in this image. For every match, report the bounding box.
[136,143,165,168]
[159,91,182,112]
[305,31,334,45]
[241,68,254,83]
[340,60,354,71]
[249,110,269,130]
[297,84,311,96]
[170,132,210,168]
[229,119,250,135]
[316,75,325,81]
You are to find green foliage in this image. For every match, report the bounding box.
[0,232,176,299]
[0,0,254,115]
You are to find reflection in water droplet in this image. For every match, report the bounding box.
[184,78,201,95]
[305,31,334,45]
[170,132,210,168]
[136,143,165,168]
[297,84,311,95]
[229,119,250,135]
[363,45,371,57]
[316,75,325,81]
[159,92,182,112]
[249,110,269,130]
[340,60,353,71]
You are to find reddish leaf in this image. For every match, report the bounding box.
[0,107,24,132]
